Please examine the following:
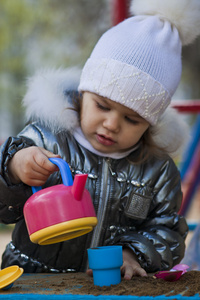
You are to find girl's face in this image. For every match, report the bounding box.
[80,92,150,153]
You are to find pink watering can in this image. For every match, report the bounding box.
[23,158,98,245]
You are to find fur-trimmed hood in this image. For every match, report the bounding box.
[23,68,81,133]
[22,68,189,158]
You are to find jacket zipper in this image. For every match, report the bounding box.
[89,158,110,248]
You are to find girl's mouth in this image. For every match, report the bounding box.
[96,134,115,146]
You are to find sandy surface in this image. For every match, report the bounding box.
[0,271,199,296]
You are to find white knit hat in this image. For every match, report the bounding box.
[78,0,200,125]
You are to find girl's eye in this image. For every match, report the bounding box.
[96,102,110,111]
[125,116,139,125]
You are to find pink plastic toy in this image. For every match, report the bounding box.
[154,264,189,282]
[23,158,98,245]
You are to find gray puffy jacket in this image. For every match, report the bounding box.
[0,69,188,273]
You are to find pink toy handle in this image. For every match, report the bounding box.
[31,158,73,194]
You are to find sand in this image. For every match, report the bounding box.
[1,271,200,297]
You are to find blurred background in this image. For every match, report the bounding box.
[0,0,111,142]
[0,0,200,266]
[0,0,200,142]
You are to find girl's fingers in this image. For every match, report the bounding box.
[86,269,93,277]
[121,262,147,280]
[122,266,147,279]
[31,162,56,176]
[33,148,60,172]
[8,146,61,186]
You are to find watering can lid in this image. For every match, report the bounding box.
[0,265,24,289]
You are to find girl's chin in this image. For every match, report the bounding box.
[92,141,116,153]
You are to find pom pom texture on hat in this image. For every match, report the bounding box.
[130,0,200,46]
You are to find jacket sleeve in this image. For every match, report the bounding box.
[110,159,188,272]
[0,123,61,224]
[0,135,35,224]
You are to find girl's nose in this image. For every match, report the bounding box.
[103,112,120,132]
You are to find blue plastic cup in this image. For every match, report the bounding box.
[87,246,123,287]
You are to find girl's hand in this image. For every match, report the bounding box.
[121,247,147,279]
[8,146,61,186]
[86,247,147,280]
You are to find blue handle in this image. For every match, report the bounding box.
[31,158,73,194]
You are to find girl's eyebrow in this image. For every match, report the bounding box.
[99,96,108,103]
[93,94,107,102]
[96,97,110,106]
[128,112,143,119]
[121,109,145,121]
[98,95,144,120]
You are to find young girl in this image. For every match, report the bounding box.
[0,0,200,279]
